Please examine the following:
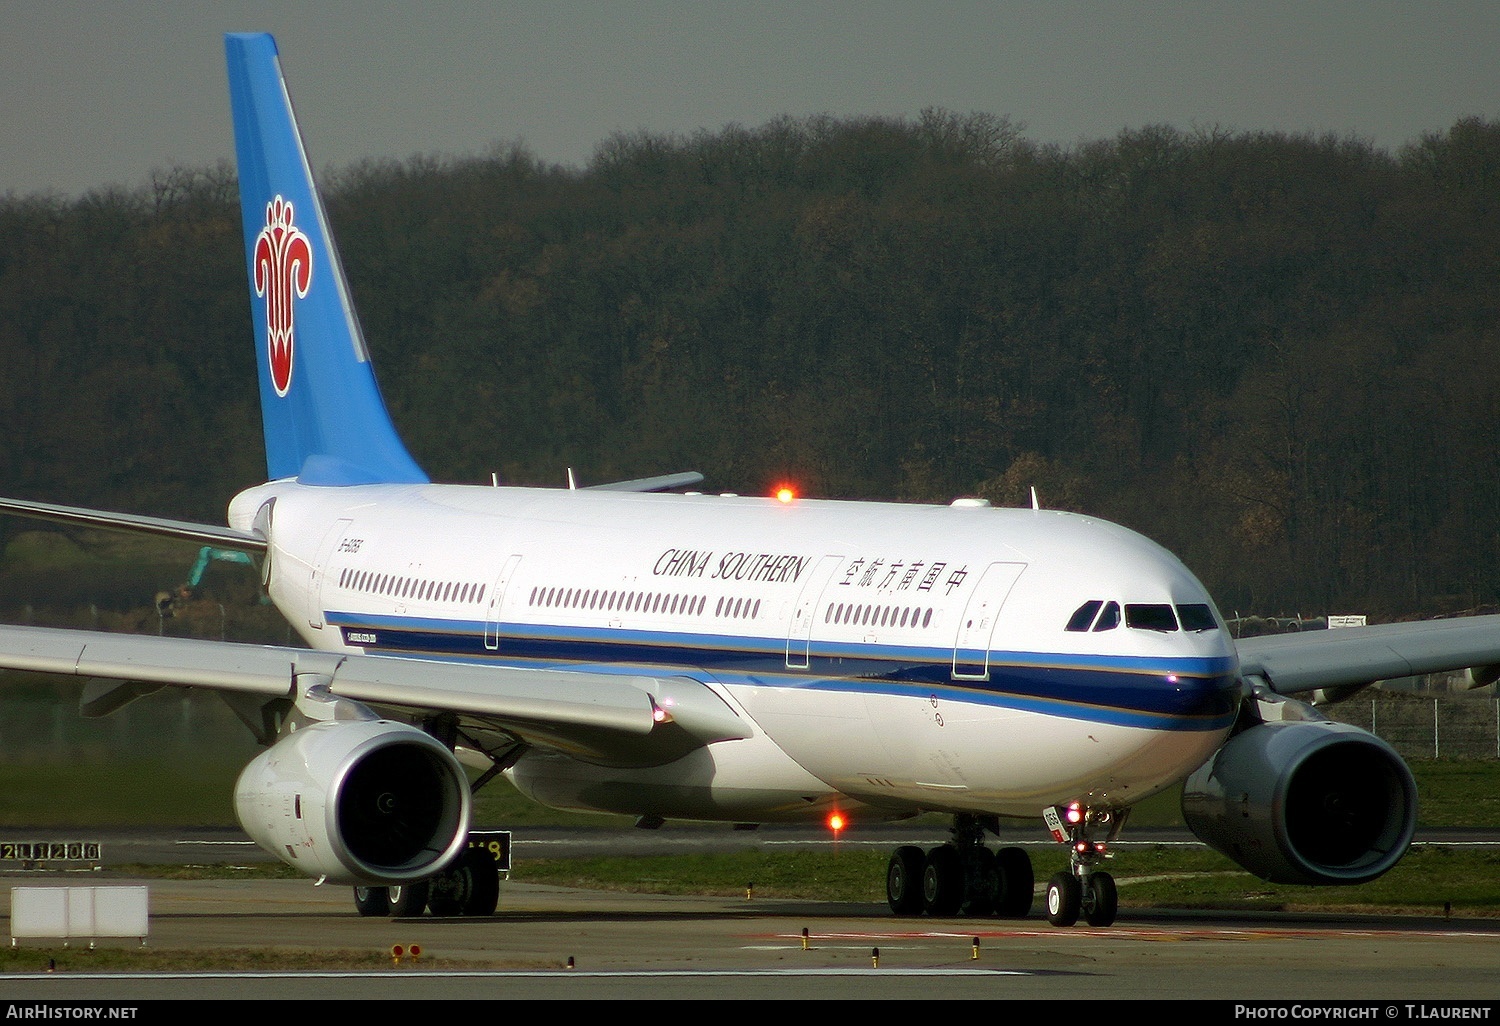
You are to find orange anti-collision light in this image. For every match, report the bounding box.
[775,486,796,503]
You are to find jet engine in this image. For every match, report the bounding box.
[1180,719,1416,885]
[235,719,472,885]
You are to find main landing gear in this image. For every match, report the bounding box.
[885,804,1123,928]
[886,814,1034,920]
[353,845,501,918]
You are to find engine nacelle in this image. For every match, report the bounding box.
[1181,719,1416,885]
[235,719,472,885]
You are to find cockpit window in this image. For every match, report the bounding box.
[1093,601,1120,631]
[1125,603,1178,632]
[1175,603,1218,632]
[1066,600,1103,632]
[1069,600,1212,634]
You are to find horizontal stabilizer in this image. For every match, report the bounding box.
[584,472,705,493]
[0,496,266,550]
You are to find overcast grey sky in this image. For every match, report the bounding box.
[5,1,1500,197]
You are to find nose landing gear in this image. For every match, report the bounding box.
[1043,801,1123,927]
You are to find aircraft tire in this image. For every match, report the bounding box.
[460,847,500,916]
[1045,872,1081,927]
[922,845,964,917]
[886,845,926,915]
[427,872,464,917]
[429,847,499,916]
[353,886,388,917]
[994,845,1034,918]
[1083,872,1118,927]
[387,881,430,917]
[961,846,996,917]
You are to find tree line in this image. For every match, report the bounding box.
[3,110,1499,619]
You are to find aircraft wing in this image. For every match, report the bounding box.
[1234,613,1500,695]
[0,496,265,551]
[0,624,750,766]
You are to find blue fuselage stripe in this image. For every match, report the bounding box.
[326,611,1240,731]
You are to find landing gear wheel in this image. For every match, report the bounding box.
[387,881,430,917]
[427,880,462,917]
[886,845,926,916]
[994,846,1034,918]
[1045,871,1081,927]
[429,847,500,916]
[460,846,500,916]
[353,886,388,917]
[961,846,996,917]
[1083,871,1118,927]
[922,845,964,917]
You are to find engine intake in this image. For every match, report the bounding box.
[1181,719,1416,885]
[235,719,471,885]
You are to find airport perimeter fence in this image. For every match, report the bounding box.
[1323,688,1500,760]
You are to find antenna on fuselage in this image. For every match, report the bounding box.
[1031,486,1041,510]
[567,468,577,491]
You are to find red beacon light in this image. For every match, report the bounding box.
[827,812,846,836]
[774,485,797,503]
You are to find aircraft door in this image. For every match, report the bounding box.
[951,561,1026,680]
[785,555,843,669]
[307,518,354,629]
[483,554,523,651]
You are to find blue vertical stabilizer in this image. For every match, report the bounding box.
[225,32,428,486]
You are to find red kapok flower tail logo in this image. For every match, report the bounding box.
[253,196,312,397]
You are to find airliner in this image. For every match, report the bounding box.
[3,32,1500,927]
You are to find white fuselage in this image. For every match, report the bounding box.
[230,481,1242,824]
